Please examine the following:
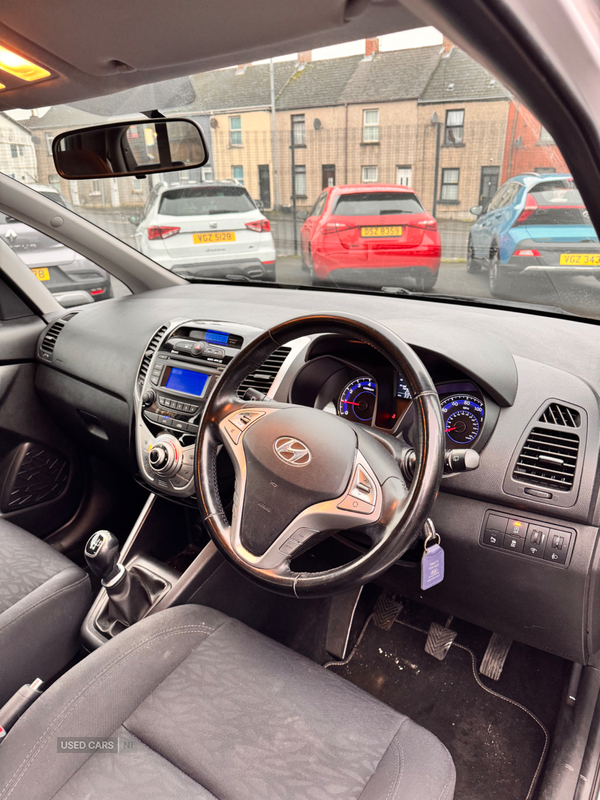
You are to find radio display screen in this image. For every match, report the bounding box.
[165,368,210,397]
[205,330,229,346]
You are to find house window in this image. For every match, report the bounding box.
[131,176,143,194]
[229,116,242,146]
[45,133,54,156]
[539,126,555,144]
[294,165,307,197]
[89,180,101,196]
[362,165,378,183]
[10,144,25,158]
[535,166,556,174]
[440,168,460,201]
[232,165,244,185]
[201,167,214,182]
[396,165,412,186]
[363,109,379,142]
[444,110,464,145]
[291,114,306,146]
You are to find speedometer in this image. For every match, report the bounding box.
[338,376,377,425]
[441,395,485,445]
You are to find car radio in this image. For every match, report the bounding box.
[134,319,261,501]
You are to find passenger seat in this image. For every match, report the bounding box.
[0,519,91,705]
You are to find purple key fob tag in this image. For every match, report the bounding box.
[421,543,445,590]
[421,518,445,590]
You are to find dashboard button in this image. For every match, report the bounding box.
[486,514,507,534]
[525,525,548,558]
[482,530,503,547]
[506,519,528,538]
[502,534,524,553]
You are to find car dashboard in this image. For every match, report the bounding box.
[32,282,600,666]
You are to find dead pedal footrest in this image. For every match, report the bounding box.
[373,593,403,630]
[480,632,513,681]
[424,621,457,661]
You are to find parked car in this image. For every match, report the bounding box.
[300,184,441,291]
[1,184,112,302]
[468,173,599,296]
[134,181,276,281]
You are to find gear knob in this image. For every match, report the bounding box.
[84,531,123,585]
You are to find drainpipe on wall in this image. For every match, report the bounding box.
[270,59,280,210]
[506,100,520,181]
[344,103,349,184]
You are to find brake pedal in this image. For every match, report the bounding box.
[373,593,403,630]
[480,632,513,680]
[424,621,457,661]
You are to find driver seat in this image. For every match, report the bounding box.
[0,605,456,800]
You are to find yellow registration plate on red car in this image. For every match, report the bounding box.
[193,232,236,244]
[30,267,50,281]
[559,253,600,266]
[361,226,403,238]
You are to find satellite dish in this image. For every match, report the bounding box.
[314,118,322,130]
[210,118,219,129]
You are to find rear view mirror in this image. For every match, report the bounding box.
[52,118,208,180]
[470,205,483,216]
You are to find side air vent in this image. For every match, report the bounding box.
[513,427,580,492]
[237,346,292,399]
[539,403,581,428]
[138,325,168,387]
[39,320,66,357]
[39,312,79,361]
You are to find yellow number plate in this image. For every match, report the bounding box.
[559,253,600,266]
[30,267,50,281]
[361,226,403,238]
[193,232,236,244]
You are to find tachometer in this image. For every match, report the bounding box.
[441,394,485,445]
[338,376,377,425]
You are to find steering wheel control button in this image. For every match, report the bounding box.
[232,410,265,431]
[506,519,528,538]
[224,420,242,444]
[482,530,503,547]
[502,535,525,553]
[337,494,374,515]
[279,528,317,556]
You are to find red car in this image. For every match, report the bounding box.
[300,184,441,291]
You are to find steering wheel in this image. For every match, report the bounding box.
[197,313,444,598]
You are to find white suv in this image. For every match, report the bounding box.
[134,181,276,281]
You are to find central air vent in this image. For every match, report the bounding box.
[138,325,168,387]
[539,403,581,428]
[236,346,291,399]
[513,427,579,491]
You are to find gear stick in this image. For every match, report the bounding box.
[84,531,151,627]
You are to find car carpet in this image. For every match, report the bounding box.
[327,599,569,800]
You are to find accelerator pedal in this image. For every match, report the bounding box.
[424,621,457,661]
[480,632,513,681]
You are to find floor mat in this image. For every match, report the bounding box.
[329,606,568,800]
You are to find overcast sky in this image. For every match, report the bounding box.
[7,27,443,120]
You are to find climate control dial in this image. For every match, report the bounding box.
[147,435,181,477]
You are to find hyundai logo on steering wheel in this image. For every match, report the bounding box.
[273,437,312,466]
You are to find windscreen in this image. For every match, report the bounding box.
[158,186,255,216]
[6,26,600,321]
[333,192,424,216]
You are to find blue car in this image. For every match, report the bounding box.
[467,173,599,296]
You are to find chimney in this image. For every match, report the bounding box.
[298,50,312,63]
[442,35,454,54]
[235,64,249,75]
[365,38,379,57]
